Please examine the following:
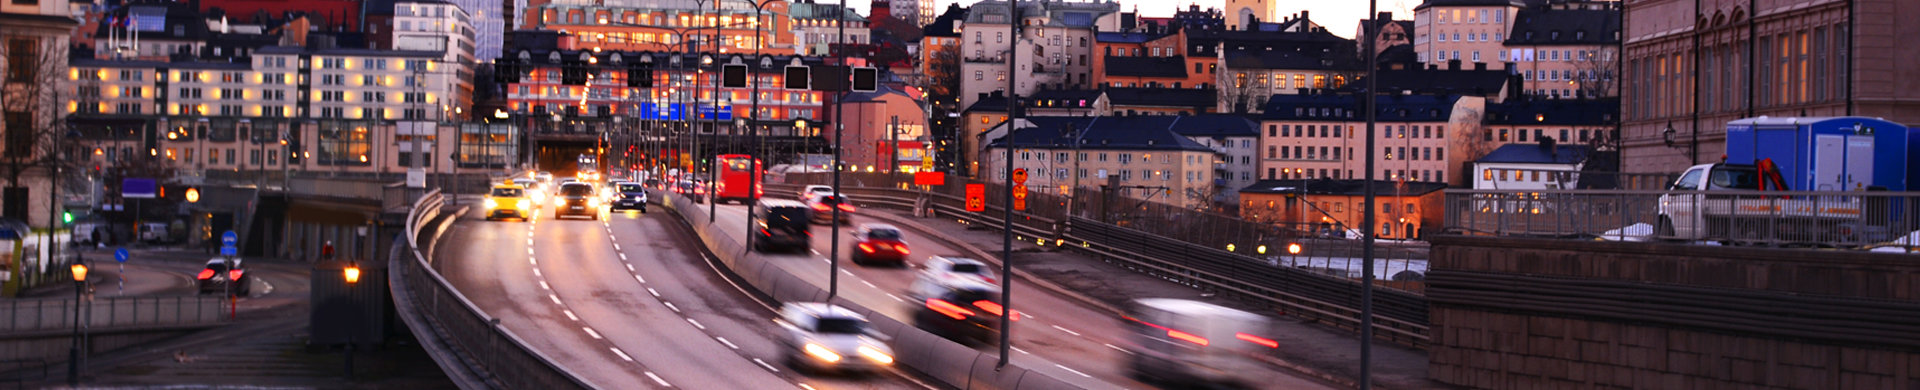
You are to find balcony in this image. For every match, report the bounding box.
[964,56,1005,64]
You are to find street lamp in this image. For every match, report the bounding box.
[342,260,360,380]
[68,263,88,385]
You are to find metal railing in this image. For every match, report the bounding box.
[392,190,593,389]
[1444,189,1920,250]
[0,295,225,333]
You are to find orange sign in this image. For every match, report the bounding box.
[1012,184,1028,211]
[1011,168,1028,184]
[914,171,946,186]
[965,184,986,212]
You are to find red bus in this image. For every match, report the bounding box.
[713,154,763,204]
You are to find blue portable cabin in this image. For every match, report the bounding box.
[1723,116,1914,191]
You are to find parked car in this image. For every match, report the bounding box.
[805,194,854,225]
[850,224,909,266]
[776,302,894,374]
[196,258,251,296]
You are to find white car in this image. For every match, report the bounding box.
[776,302,894,374]
[800,185,835,200]
[910,256,998,290]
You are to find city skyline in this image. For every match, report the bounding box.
[848,0,1415,39]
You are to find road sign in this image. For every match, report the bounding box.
[965,184,986,212]
[1012,185,1029,211]
[114,248,129,263]
[220,230,237,256]
[914,171,945,186]
[122,178,157,199]
[1012,168,1028,184]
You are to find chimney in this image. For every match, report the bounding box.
[1299,10,1308,22]
[1448,59,1461,70]
[1474,62,1487,71]
[1376,12,1392,22]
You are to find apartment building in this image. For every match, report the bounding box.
[497,49,828,134]
[1256,93,1488,188]
[1413,0,1527,68]
[1092,29,1214,90]
[1238,179,1446,239]
[790,1,868,56]
[1210,22,1359,113]
[1165,114,1259,203]
[956,0,1119,110]
[386,0,478,119]
[1481,97,1619,148]
[1504,2,1620,98]
[518,2,796,56]
[1620,0,1920,173]
[981,116,1220,209]
[1,0,77,225]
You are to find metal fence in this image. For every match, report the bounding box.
[392,190,593,389]
[0,295,225,333]
[1444,189,1920,251]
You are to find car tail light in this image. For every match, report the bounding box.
[1236,332,1279,348]
[893,244,910,255]
[926,299,974,320]
[1168,329,1209,346]
[812,203,831,212]
[858,243,876,253]
[196,269,215,280]
[837,204,856,212]
[228,270,244,281]
[972,300,1018,321]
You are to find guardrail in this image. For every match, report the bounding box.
[766,182,1433,347]
[1444,189,1920,250]
[0,296,225,333]
[391,190,595,390]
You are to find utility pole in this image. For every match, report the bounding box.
[1360,5,1379,390]
[827,0,848,301]
[889,115,899,173]
[998,0,1020,369]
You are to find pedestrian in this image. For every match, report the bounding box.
[322,241,335,261]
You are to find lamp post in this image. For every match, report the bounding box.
[67,263,88,385]
[342,260,360,380]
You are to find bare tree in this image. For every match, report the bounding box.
[1219,71,1264,114]
[1572,47,1620,98]
[1,36,73,220]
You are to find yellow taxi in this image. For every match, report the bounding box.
[484,181,533,221]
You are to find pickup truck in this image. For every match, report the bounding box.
[1656,163,1893,246]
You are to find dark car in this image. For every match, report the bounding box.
[553,182,600,219]
[806,194,854,225]
[850,223,909,266]
[674,181,706,203]
[910,281,1011,345]
[611,182,648,212]
[196,258,251,296]
[754,199,812,253]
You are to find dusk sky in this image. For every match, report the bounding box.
[843,0,1418,39]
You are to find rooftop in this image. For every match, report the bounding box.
[1103,55,1188,78]
[1504,8,1620,46]
[1105,87,1214,109]
[1484,98,1620,125]
[987,116,1217,153]
[1476,143,1592,164]
[1240,178,1449,196]
[1260,93,1462,122]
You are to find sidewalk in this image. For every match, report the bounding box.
[875,209,1447,389]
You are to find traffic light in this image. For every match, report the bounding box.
[722,64,748,88]
[851,67,878,92]
[784,66,809,90]
[61,211,72,224]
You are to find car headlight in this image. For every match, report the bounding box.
[857,345,893,364]
[484,198,499,209]
[554,197,566,207]
[516,199,530,210]
[803,343,842,363]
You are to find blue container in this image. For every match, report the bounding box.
[1724,116,1913,191]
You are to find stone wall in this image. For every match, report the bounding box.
[1427,236,1920,389]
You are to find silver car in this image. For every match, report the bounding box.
[777,302,894,374]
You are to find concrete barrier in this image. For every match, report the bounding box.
[652,190,1084,390]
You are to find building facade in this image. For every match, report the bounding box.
[1413,0,1527,69]
[1620,0,1920,174]
[790,1,868,56]
[1238,179,1446,239]
[518,2,796,56]
[1,0,78,226]
[1257,93,1488,187]
[956,0,1119,110]
[982,117,1220,209]
[1504,2,1621,98]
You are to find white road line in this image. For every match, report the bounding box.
[797,384,817,390]
[610,347,634,361]
[539,281,550,290]
[529,258,538,265]
[687,318,706,330]
[645,371,671,387]
[626,263,636,271]
[582,327,602,339]
[664,302,680,312]
[647,288,660,297]
[634,274,646,283]
[811,249,822,255]
[752,358,779,372]
[620,253,628,261]
[1105,344,1134,355]
[886,293,905,303]
[527,238,534,245]
[609,235,617,241]
[1053,364,1092,378]
[548,294,563,305]
[841,269,854,276]
[1012,346,1029,355]
[715,337,738,349]
[533,269,542,277]
[563,310,579,321]
[614,243,621,250]
[1052,325,1082,337]
[861,280,876,288]
[527,248,535,255]
[821,259,830,264]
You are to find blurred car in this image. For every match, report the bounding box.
[536,171,554,185]
[674,180,706,203]
[139,221,178,244]
[196,258,251,296]
[776,302,895,374]
[754,199,812,253]
[913,256,998,286]
[800,185,834,200]
[643,178,661,190]
[512,178,545,203]
[552,182,600,220]
[484,182,533,221]
[805,194,854,225]
[850,223,909,266]
[906,278,1012,345]
[610,181,648,212]
[1122,298,1278,387]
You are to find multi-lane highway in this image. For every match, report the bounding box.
[437,203,925,389]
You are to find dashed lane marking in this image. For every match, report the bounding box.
[1053,364,1092,378]
[563,310,579,321]
[610,347,634,361]
[1105,343,1134,355]
[715,337,738,350]
[647,288,660,297]
[530,258,538,265]
[886,293,905,303]
[634,274,646,283]
[620,253,628,261]
[1051,325,1081,336]
[614,243,621,250]
[627,263,636,271]
[583,327,603,339]
[1012,347,1029,355]
[798,384,818,390]
[861,280,876,288]
[533,269,542,277]
[663,302,680,313]
[752,358,779,373]
[539,281,550,290]
[687,318,706,330]
[645,371,671,387]
[548,294,563,305]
